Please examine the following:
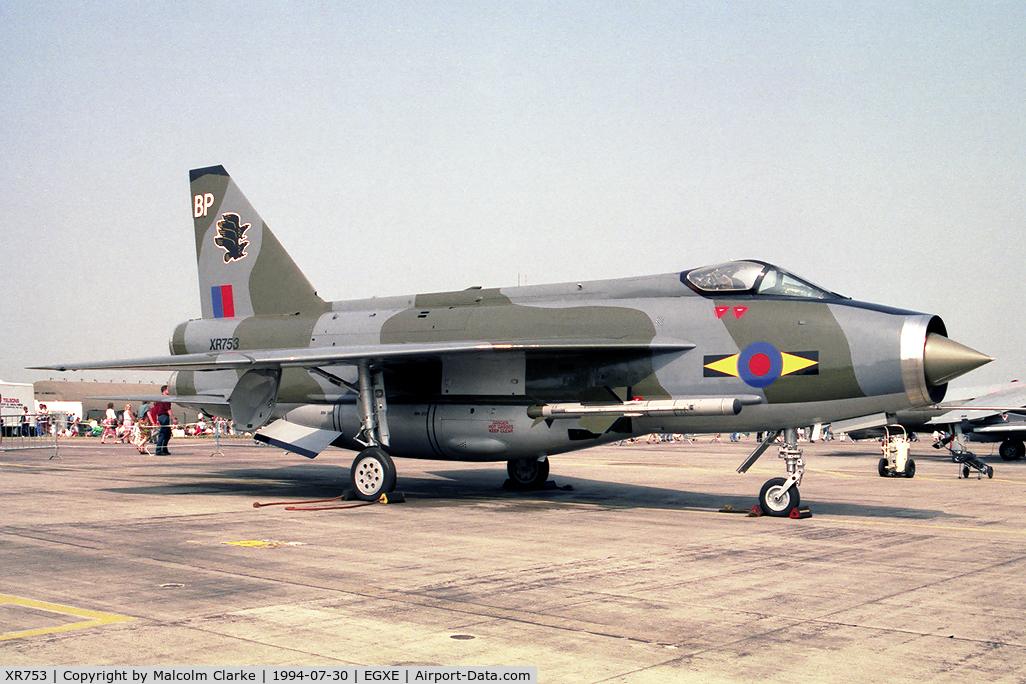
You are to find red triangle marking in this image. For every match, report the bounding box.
[733,306,748,319]
[715,306,729,319]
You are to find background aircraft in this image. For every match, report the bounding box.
[845,384,1026,461]
[35,166,992,516]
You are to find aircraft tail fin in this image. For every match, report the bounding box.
[189,166,328,319]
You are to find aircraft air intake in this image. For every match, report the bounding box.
[901,315,992,406]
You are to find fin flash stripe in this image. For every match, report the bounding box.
[211,284,235,318]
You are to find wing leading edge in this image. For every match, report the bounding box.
[32,338,696,373]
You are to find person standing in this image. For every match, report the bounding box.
[101,403,118,443]
[119,404,135,444]
[37,404,49,437]
[137,399,150,426]
[133,410,153,454]
[148,386,176,455]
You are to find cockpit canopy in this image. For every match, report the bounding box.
[681,260,843,300]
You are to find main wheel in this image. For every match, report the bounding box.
[350,448,397,501]
[987,465,994,479]
[999,439,1025,461]
[507,457,550,489]
[904,459,916,479]
[961,464,971,479]
[878,458,889,477]
[759,477,800,517]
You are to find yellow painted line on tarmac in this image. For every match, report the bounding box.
[222,539,305,548]
[801,468,861,479]
[956,475,1026,486]
[809,468,1026,487]
[0,594,133,641]
[814,515,1026,538]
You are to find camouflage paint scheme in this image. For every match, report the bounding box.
[152,166,985,463]
[42,166,991,468]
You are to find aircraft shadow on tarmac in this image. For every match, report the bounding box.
[102,463,354,501]
[100,460,959,521]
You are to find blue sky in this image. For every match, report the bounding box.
[2,1,1024,392]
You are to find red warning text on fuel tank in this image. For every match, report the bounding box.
[489,420,514,434]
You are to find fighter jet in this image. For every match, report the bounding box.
[843,383,1026,461]
[926,386,1026,461]
[34,166,993,515]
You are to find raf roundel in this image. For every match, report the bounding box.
[737,342,783,388]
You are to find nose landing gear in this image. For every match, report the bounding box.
[738,428,805,517]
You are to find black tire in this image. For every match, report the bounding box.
[987,465,994,479]
[878,458,889,477]
[962,465,970,479]
[350,448,397,501]
[759,477,800,517]
[904,459,916,479]
[506,457,550,489]
[999,439,1025,461]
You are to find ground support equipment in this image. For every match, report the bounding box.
[878,425,915,478]
[951,449,994,479]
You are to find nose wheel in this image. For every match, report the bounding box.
[759,477,800,517]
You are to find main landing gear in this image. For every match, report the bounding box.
[999,438,1025,461]
[506,457,550,489]
[350,447,397,501]
[348,361,398,501]
[737,428,804,517]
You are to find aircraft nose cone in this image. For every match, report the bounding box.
[924,333,993,386]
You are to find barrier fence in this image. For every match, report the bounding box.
[0,410,64,455]
[0,413,265,459]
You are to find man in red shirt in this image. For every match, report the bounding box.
[148,385,177,455]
